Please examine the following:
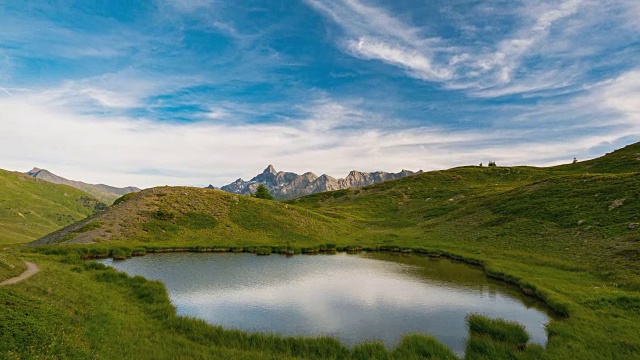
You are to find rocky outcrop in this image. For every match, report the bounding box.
[26,168,140,204]
[219,165,420,200]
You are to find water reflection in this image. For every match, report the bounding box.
[101,252,552,355]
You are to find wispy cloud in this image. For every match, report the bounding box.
[306,0,451,82]
[307,0,635,98]
[347,38,453,81]
[155,0,218,14]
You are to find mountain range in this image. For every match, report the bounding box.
[25,168,140,204]
[219,165,421,200]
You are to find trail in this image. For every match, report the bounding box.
[0,261,39,286]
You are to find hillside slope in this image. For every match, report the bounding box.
[0,169,106,244]
[30,186,354,248]
[551,142,640,174]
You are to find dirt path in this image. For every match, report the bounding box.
[0,261,39,286]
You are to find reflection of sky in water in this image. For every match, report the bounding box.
[101,253,552,355]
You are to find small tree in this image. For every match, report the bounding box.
[253,184,274,200]
[488,161,497,167]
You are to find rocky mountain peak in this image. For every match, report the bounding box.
[220,166,418,200]
[27,167,42,175]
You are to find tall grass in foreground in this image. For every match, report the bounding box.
[465,315,545,360]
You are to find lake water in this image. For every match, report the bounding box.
[100,252,552,354]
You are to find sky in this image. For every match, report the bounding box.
[0,0,638,188]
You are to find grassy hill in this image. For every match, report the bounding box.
[3,141,640,359]
[29,186,355,249]
[0,169,107,245]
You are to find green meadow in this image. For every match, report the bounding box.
[1,142,640,359]
[0,169,106,245]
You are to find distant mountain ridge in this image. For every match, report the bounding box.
[26,168,140,204]
[0,168,106,244]
[220,165,421,200]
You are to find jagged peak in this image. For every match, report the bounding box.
[220,165,417,199]
[318,173,337,181]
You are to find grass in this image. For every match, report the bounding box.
[465,315,544,360]
[0,251,26,281]
[0,169,106,244]
[3,141,640,359]
[31,186,356,248]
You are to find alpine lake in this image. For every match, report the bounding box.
[100,252,554,355]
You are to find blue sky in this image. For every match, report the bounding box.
[0,0,638,188]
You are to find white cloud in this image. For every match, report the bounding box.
[347,38,453,81]
[596,71,640,122]
[1,83,637,189]
[23,69,206,115]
